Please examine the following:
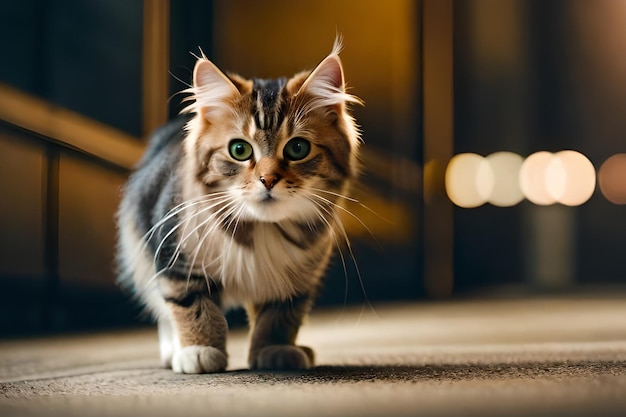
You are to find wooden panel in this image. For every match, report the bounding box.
[58,154,126,288]
[0,83,144,170]
[0,132,45,278]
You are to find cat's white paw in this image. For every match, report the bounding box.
[251,345,314,371]
[171,345,228,374]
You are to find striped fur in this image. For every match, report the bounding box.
[117,39,361,373]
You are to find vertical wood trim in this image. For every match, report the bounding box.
[422,0,454,297]
[142,0,171,137]
[42,145,60,329]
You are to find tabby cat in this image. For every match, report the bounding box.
[117,39,362,374]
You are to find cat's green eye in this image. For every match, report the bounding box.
[229,139,253,161]
[284,138,311,161]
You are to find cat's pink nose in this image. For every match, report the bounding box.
[260,174,281,190]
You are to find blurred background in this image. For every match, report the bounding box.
[0,0,625,336]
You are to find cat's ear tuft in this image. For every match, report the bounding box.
[295,49,361,114]
[187,59,240,119]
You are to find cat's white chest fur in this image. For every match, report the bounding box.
[185,220,325,306]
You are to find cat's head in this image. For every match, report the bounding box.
[182,40,362,224]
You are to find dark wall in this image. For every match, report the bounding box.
[0,1,143,137]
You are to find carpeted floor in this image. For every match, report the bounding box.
[1,295,625,417]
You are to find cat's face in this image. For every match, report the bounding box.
[183,45,361,224]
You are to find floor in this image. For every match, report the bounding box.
[1,295,625,417]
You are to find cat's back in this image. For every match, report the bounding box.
[123,117,188,207]
[136,116,189,170]
[117,117,188,287]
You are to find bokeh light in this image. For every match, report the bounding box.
[445,153,494,208]
[548,151,596,206]
[598,153,626,205]
[485,152,524,207]
[519,151,595,206]
[519,151,557,205]
[447,150,599,207]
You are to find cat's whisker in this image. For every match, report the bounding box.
[307,192,378,245]
[307,187,360,203]
[174,197,239,267]
[128,195,233,290]
[146,192,231,239]
[169,70,193,89]
[304,193,378,317]
[308,186,391,224]
[135,193,232,260]
[304,198,352,307]
[129,197,204,262]
[152,202,222,267]
[330,209,378,318]
[146,197,235,285]
[153,195,234,272]
[194,213,238,284]
[143,196,235,289]
[184,199,242,289]
[221,200,248,281]
[175,195,238,257]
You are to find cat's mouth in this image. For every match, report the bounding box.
[244,190,313,223]
[259,190,277,203]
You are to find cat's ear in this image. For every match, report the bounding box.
[297,54,345,110]
[190,59,241,119]
[294,49,361,114]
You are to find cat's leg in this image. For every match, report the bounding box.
[246,295,314,370]
[157,314,177,368]
[159,279,228,374]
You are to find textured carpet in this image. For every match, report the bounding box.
[1,295,625,417]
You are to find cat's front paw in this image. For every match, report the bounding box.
[171,345,228,374]
[250,345,315,371]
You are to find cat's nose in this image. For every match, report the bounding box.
[259,174,281,190]
[256,157,283,190]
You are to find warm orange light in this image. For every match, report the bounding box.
[598,154,626,205]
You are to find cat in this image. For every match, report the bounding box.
[116,38,362,374]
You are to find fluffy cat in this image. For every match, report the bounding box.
[117,39,362,374]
